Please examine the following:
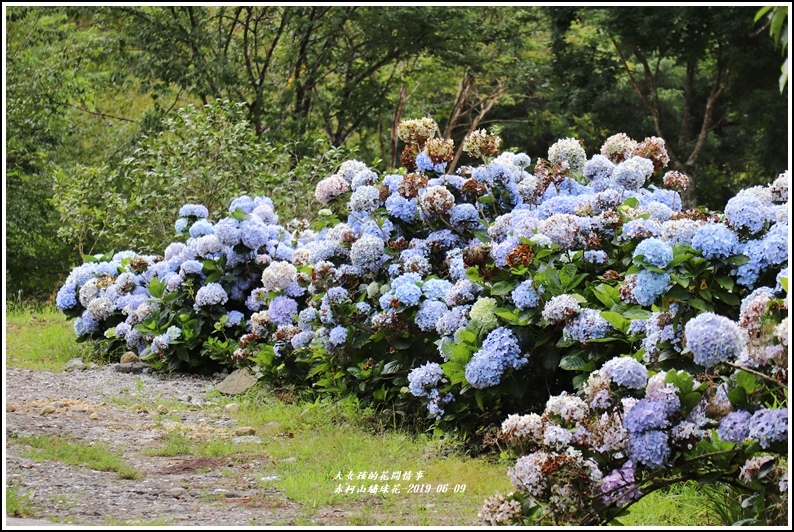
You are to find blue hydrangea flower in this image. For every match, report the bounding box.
[511,279,540,310]
[628,430,670,469]
[435,306,470,336]
[717,410,752,443]
[174,217,189,234]
[465,327,527,389]
[583,154,615,182]
[214,218,241,246]
[74,310,99,337]
[194,282,228,308]
[193,235,223,258]
[748,408,788,449]
[385,194,418,222]
[392,273,422,307]
[776,267,788,294]
[355,302,371,315]
[189,219,215,238]
[291,330,314,349]
[350,234,386,272]
[240,219,270,251]
[326,287,350,304]
[450,203,481,228]
[180,260,205,276]
[350,169,378,190]
[584,250,608,265]
[632,271,670,306]
[685,312,745,368]
[179,204,209,218]
[415,300,448,331]
[691,223,739,260]
[56,284,78,310]
[348,185,381,214]
[564,308,611,344]
[621,218,662,241]
[634,238,673,269]
[643,201,674,222]
[422,278,452,301]
[225,310,245,327]
[229,195,255,214]
[416,151,447,173]
[328,325,348,346]
[408,362,445,397]
[613,156,654,190]
[724,194,770,234]
[602,357,648,389]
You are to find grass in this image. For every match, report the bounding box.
[12,434,142,480]
[5,484,38,518]
[618,481,719,526]
[5,305,85,371]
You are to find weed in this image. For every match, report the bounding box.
[6,484,37,518]
[12,435,141,480]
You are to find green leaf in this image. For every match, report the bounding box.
[688,298,709,312]
[715,291,740,306]
[465,266,483,283]
[490,281,515,296]
[494,308,519,325]
[572,373,589,389]
[726,254,750,267]
[473,229,490,243]
[621,197,639,209]
[559,354,586,371]
[474,389,485,411]
[478,195,494,205]
[735,370,758,395]
[381,360,404,375]
[600,311,628,332]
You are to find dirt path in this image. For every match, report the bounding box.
[4,365,363,526]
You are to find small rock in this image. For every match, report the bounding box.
[156,404,169,414]
[120,351,140,364]
[233,426,256,436]
[133,404,149,413]
[164,487,187,498]
[64,358,85,371]
[40,405,56,415]
[89,413,100,420]
[224,403,240,413]
[281,456,297,463]
[232,435,263,445]
[115,362,148,374]
[6,404,16,413]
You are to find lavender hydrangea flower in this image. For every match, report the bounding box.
[392,272,422,306]
[601,461,639,506]
[724,194,771,234]
[189,219,215,238]
[564,308,611,344]
[634,238,673,269]
[748,408,788,449]
[583,154,615,182]
[624,399,672,433]
[628,430,670,469]
[601,357,648,389]
[621,218,662,241]
[408,362,445,397]
[684,312,745,368]
[717,410,752,443]
[385,194,418,222]
[348,185,381,214]
[542,294,581,324]
[584,250,608,265]
[214,218,241,246]
[416,151,447,173]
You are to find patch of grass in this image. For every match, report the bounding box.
[102,516,174,526]
[5,305,86,371]
[13,435,141,480]
[618,481,718,526]
[6,484,38,518]
[145,431,194,457]
[224,387,512,523]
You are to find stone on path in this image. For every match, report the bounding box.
[120,351,140,364]
[216,368,256,396]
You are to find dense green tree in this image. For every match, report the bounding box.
[543,6,788,209]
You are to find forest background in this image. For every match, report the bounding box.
[4,5,790,301]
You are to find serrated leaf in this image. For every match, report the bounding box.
[622,197,639,209]
[478,195,494,205]
[735,370,758,394]
[689,298,709,312]
[726,254,750,267]
[382,360,404,375]
[559,354,586,371]
[494,308,519,325]
[715,291,740,306]
[216,367,257,395]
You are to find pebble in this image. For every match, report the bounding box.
[156,404,169,414]
[89,413,100,420]
[233,426,256,436]
[163,487,187,498]
[64,358,86,371]
[120,352,139,364]
[223,403,240,413]
[6,404,16,412]
[40,405,56,415]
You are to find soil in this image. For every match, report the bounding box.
[3,363,384,527]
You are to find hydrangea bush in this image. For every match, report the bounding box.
[57,120,788,524]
